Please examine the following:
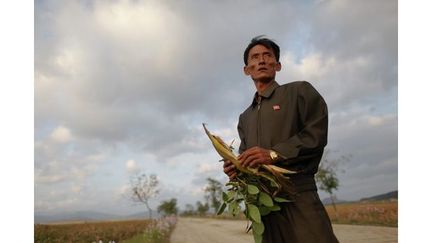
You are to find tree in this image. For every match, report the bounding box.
[130,173,160,219]
[315,151,350,220]
[196,200,209,216]
[182,204,195,216]
[157,198,178,217]
[316,163,339,219]
[204,177,223,214]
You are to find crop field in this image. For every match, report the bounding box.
[325,200,397,227]
[212,199,397,227]
[34,217,176,243]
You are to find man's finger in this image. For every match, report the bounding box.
[223,160,232,168]
[242,154,260,167]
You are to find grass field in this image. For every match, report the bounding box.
[325,200,397,227]
[34,217,176,243]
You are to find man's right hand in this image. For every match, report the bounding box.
[223,159,237,181]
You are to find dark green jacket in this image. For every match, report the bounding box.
[238,81,328,191]
[238,81,339,243]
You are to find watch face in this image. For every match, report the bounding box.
[270,151,278,160]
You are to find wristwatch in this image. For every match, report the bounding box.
[269,150,279,162]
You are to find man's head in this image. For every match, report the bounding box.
[243,36,281,83]
[243,36,280,65]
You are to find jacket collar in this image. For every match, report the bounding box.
[251,81,280,107]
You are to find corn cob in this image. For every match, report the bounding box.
[202,123,252,174]
[202,123,297,176]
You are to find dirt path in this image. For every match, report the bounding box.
[332,224,397,243]
[170,217,397,243]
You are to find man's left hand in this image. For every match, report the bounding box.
[238,146,273,168]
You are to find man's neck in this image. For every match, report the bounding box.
[254,80,275,95]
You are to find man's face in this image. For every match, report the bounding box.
[244,44,281,83]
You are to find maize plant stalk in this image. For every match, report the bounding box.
[203,123,299,243]
[202,123,298,196]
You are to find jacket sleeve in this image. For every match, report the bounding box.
[272,81,328,165]
[237,114,247,154]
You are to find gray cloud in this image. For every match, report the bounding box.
[35,0,397,214]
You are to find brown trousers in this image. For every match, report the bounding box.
[262,190,339,243]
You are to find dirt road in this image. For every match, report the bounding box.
[170,217,397,243]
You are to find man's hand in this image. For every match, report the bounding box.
[223,159,237,181]
[238,146,273,168]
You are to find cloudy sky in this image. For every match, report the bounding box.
[35,0,397,216]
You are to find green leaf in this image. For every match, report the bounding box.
[226,190,236,203]
[247,184,260,195]
[274,197,292,203]
[253,231,263,243]
[269,204,281,211]
[228,202,235,215]
[217,202,227,215]
[247,204,261,223]
[225,181,239,187]
[252,221,265,235]
[259,206,271,216]
[258,192,274,207]
[227,190,235,198]
[233,203,241,215]
[229,201,240,216]
[222,192,229,201]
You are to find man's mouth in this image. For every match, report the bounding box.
[258,67,267,71]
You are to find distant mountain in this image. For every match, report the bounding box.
[321,196,349,205]
[360,190,398,201]
[34,211,120,224]
[124,211,161,219]
[319,190,398,205]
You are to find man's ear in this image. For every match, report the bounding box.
[275,62,282,72]
[243,65,251,76]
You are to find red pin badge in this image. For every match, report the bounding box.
[273,105,280,110]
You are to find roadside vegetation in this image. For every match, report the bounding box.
[35,217,177,243]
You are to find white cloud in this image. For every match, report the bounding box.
[49,126,72,143]
[126,159,140,174]
[198,163,220,174]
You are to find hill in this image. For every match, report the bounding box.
[321,196,348,205]
[360,190,398,201]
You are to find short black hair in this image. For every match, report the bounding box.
[243,35,280,65]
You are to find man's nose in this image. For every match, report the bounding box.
[258,55,266,64]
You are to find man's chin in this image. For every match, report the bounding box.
[253,76,274,84]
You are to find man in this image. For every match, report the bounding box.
[223,36,339,243]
